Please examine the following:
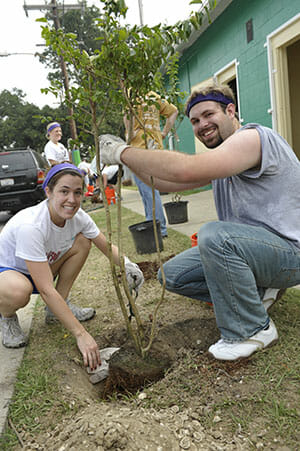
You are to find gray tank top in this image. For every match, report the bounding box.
[212,123,300,249]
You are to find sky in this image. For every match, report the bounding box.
[0,0,197,108]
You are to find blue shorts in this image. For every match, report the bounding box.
[0,267,39,294]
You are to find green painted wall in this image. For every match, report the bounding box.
[176,0,300,154]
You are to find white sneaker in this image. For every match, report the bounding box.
[1,313,28,348]
[263,288,286,312]
[208,318,278,361]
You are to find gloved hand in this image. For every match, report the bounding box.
[99,134,129,165]
[124,257,144,293]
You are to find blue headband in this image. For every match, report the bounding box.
[186,93,233,117]
[47,122,61,134]
[42,163,83,192]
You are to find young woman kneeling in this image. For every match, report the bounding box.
[0,163,143,369]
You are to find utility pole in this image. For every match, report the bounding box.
[49,0,77,140]
[23,0,83,141]
[138,0,144,26]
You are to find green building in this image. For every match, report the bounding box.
[175,0,300,158]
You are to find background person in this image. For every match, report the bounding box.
[101,164,122,190]
[44,122,71,166]
[98,83,300,362]
[90,156,123,199]
[90,156,120,190]
[0,163,144,370]
[78,158,93,187]
[123,91,178,238]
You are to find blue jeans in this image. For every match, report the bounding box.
[134,174,168,237]
[158,221,300,341]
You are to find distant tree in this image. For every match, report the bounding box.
[0,89,66,152]
[38,3,102,85]
[37,1,124,149]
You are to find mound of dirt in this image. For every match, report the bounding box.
[31,402,250,451]
[25,318,254,451]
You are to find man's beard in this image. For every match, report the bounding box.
[199,133,224,149]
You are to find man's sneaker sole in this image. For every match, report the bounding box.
[263,288,286,312]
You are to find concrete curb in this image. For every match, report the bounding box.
[0,295,38,437]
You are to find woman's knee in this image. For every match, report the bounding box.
[0,275,31,311]
[73,233,92,253]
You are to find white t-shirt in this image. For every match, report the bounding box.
[90,157,118,179]
[90,156,101,175]
[44,140,70,164]
[78,161,91,174]
[102,165,119,180]
[0,200,100,274]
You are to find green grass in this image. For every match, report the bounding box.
[177,184,212,196]
[1,205,190,449]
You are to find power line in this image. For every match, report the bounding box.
[23,0,81,140]
[23,1,84,17]
[0,52,35,57]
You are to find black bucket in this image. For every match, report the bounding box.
[164,201,188,224]
[128,220,163,254]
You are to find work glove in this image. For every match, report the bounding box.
[99,134,129,165]
[124,257,144,294]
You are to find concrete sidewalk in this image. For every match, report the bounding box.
[121,187,218,239]
[0,187,217,438]
[0,296,37,437]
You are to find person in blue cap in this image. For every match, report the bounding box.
[0,163,144,370]
[98,82,300,362]
[44,122,71,166]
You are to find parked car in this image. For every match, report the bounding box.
[0,148,49,214]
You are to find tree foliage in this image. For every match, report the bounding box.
[38,0,209,154]
[37,3,103,83]
[37,0,215,357]
[0,89,67,152]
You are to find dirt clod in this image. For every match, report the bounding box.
[137,255,175,280]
